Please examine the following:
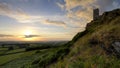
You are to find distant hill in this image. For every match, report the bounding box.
[48,8,120,68]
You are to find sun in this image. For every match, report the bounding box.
[23,30,34,41]
[22,30,40,41]
[24,30,32,36]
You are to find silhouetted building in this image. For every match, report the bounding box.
[93,8,99,20]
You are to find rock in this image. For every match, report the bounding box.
[112,41,120,53]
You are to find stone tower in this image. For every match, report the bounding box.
[93,8,99,20]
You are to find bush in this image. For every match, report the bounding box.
[8,46,14,50]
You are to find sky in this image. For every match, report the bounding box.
[0,0,120,41]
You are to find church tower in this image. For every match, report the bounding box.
[93,8,99,20]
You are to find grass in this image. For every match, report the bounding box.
[0,47,69,68]
[22,46,69,68]
[0,50,36,65]
[1,49,49,68]
[0,48,8,51]
[6,48,25,54]
[0,47,8,55]
[0,46,68,68]
[0,51,7,55]
[66,55,120,68]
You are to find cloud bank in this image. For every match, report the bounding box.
[0,34,40,38]
[24,35,40,38]
[44,19,67,28]
[57,0,120,28]
[0,34,14,38]
[0,3,31,23]
[0,3,67,28]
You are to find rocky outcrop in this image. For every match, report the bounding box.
[112,41,120,53]
[88,9,120,58]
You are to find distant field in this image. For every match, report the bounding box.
[1,49,50,68]
[0,46,67,68]
[0,51,6,55]
[0,50,36,65]
[0,48,8,55]
[6,48,25,54]
[0,42,65,68]
[0,48,8,51]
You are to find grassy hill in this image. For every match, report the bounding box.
[48,9,120,68]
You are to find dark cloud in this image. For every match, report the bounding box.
[0,34,40,38]
[96,0,120,12]
[44,19,67,28]
[0,34,14,37]
[24,35,40,38]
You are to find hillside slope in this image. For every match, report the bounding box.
[49,9,120,68]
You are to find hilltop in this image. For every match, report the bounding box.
[48,8,120,68]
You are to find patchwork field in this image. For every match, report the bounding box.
[0,42,68,68]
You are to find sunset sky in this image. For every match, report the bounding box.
[0,0,120,41]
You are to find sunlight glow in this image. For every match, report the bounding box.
[24,37,34,41]
[24,30,32,36]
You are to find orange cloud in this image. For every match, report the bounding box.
[57,0,98,28]
[43,19,67,28]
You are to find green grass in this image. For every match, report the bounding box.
[0,51,6,55]
[0,47,8,55]
[66,55,120,68]
[21,46,69,68]
[0,49,49,68]
[6,48,25,54]
[0,48,8,51]
[0,47,67,68]
[0,50,36,65]
[0,45,66,68]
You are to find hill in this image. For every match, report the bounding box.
[48,9,120,68]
